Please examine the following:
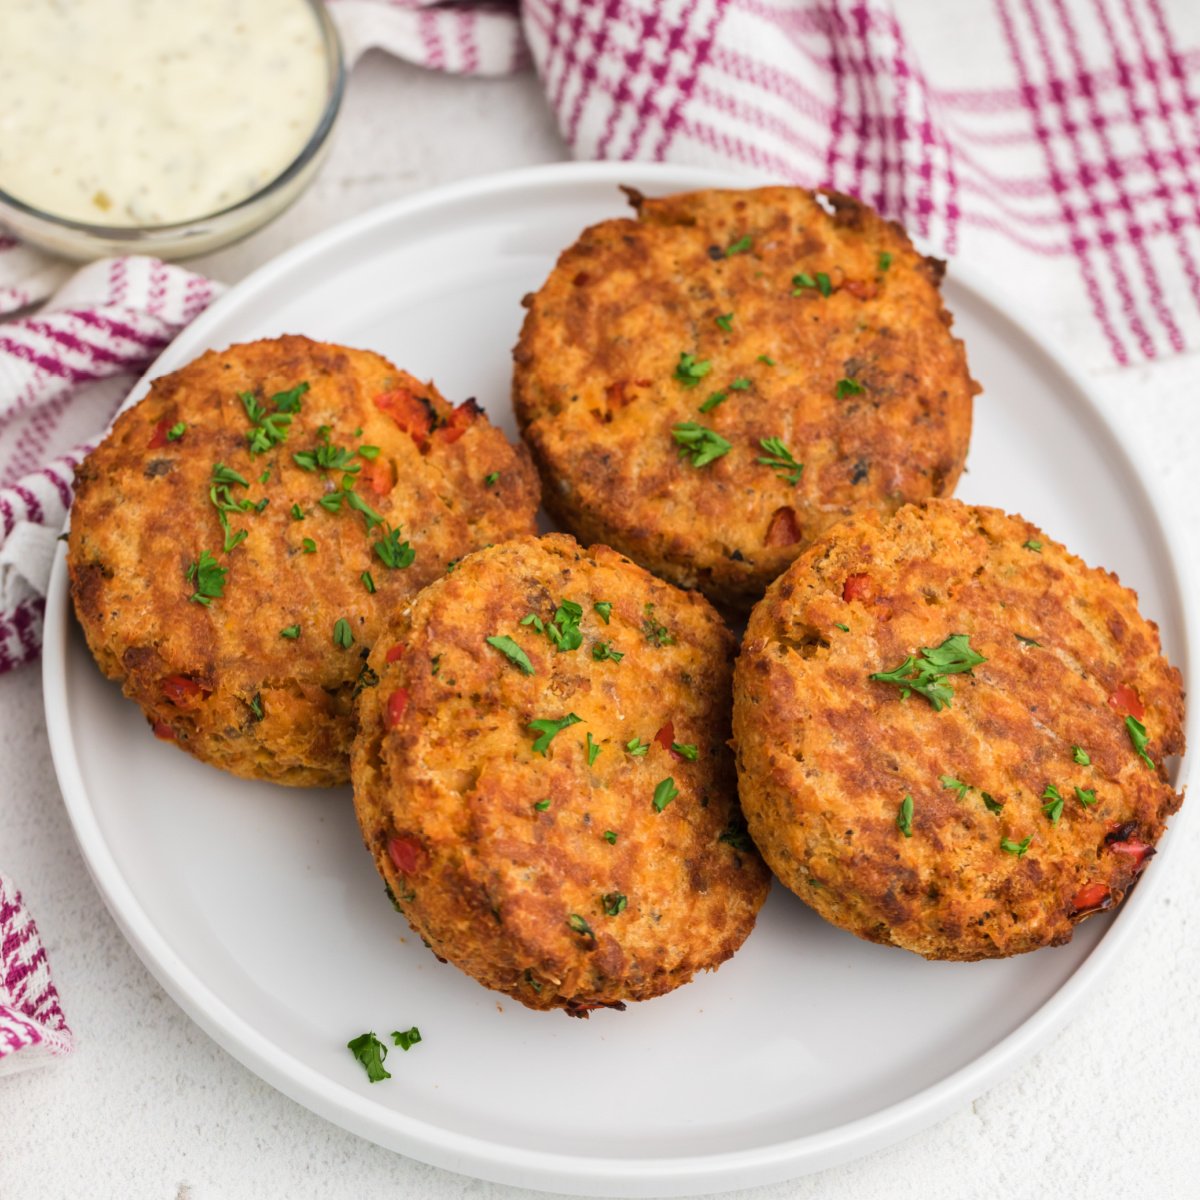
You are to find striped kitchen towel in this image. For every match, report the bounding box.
[0,871,73,1075]
[3,0,1200,680]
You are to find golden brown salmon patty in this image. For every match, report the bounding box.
[351,534,770,1014]
[733,499,1185,960]
[68,335,540,787]
[513,186,976,609]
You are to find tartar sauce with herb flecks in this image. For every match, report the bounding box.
[0,0,329,226]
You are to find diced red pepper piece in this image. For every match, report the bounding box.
[152,721,176,741]
[387,687,410,728]
[1107,684,1145,721]
[1107,839,1155,872]
[842,573,873,602]
[435,398,482,445]
[387,835,427,875]
[653,721,689,761]
[364,459,393,495]
[765,506,802,547]
[385,643,407,663]
[161,674,206,706]
[1071,882,1110,913]
[375,387,436,450]
[147,419,170,449]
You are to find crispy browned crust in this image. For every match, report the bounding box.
[350,534,771,1013]
[732,499,1186,960]
[513,186,977,609]
[68,335,540,787]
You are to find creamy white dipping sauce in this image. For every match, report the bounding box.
[0,0,329,226]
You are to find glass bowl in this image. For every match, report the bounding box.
[0,0,344,262]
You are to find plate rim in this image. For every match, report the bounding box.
[41,159,1198,1197]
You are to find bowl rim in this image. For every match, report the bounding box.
[0,0,345,238]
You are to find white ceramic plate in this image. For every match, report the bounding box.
[42,163,1195,1197]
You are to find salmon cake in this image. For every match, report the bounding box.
[351,534,770,1014]
[733,499,1186,960]
[68,335,540,787]
[513,186,977,609]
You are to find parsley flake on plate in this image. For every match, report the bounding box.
[391,1027,422,1051]
[529,713,582,755]
[347,1032,390,1083]
[672,422,731,468]
[486,635,535,675]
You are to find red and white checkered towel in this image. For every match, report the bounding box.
[4,0,1200,1069]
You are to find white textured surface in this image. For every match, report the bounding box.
[1,54,1199,1200]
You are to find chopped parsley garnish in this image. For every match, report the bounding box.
[715,312,734,332]
[698,390,727,413]
[592,641,623,663]
[209,462,255,552]
[869,634,986,711]
[1015,634,1041,647]
[940,775,970,801]
[896,793,914,837]
[593,601,612,624]
[626,738,650,757]
[757,354,776,365]
[672,742,699,761]
[301,537,317,554]
[374,525,415,569]
[672,422,732,467]
[603,830,618,844]
[602,892,628,917]
[333,618,354,649]
[293,426,360,474]
[730,377,752,391]
[248,693,264,721]
[1023,539,1042,552]
[673,352,713,389]
[652,777,679,812]
[529,713,582,755]
[290,503,304,521]
[1072,745,1091,766]
[240,382,306,456]
[521,613,545,632]
[725,234,753,255]
[280,624,301,639]
[357,444,381,461]
[258,468,270,485]
[1125,715,1155,769]
[484,471,500,486]
[1001,835,1033,857]
[792,271,832,297]
[834,622,850,632]
[878,251,893,272]
[534,798,551,812]
[346,489,384,531]
[981,792,1003,814]
[361,570,376,594]
[567,913,595,938]
[186,550,226,606]
[757,437,803,485]
[1075,786,1097,807]
[346,1032,390,1083]
[642,604,673,646]
[547,599,584,652]
[319,492,344,513]
[835,377,864,398]
[391,1027,421,1051]
[486,635,535,675]
[586,732,601,766]
[1041,784,1064,824]
[166,421,187,441]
